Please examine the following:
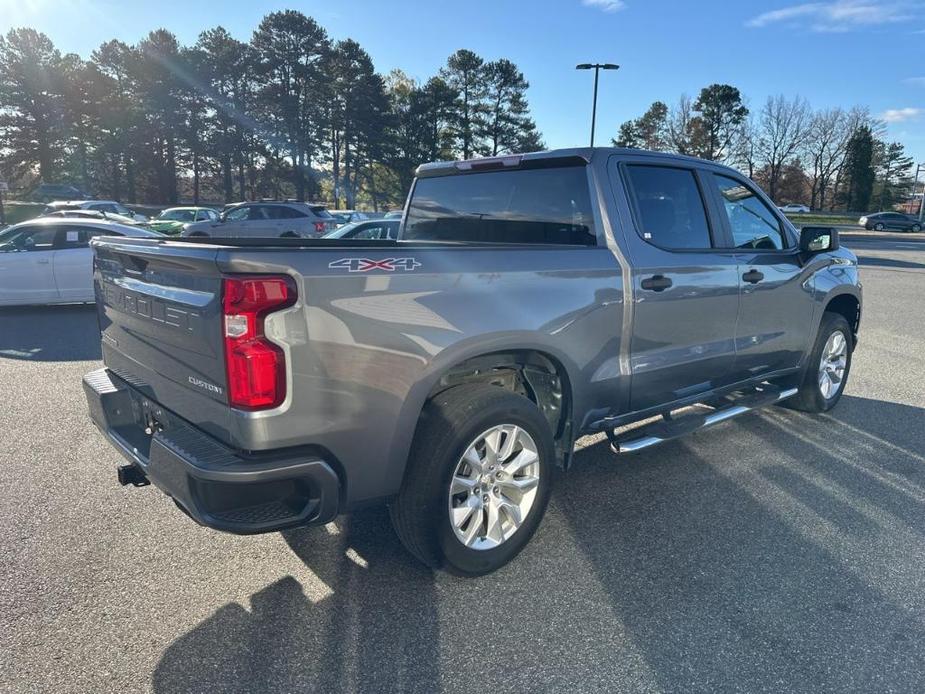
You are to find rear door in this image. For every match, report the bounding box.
[704,172,814,377]
[268,205,308,236]
[221,204,272,237]
[53,226,124,302]
[612,158,741,412]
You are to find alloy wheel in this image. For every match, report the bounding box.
[818,330,848,400]
[448,424,541,551]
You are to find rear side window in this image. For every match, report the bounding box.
[710,174,787,250]
[273,206,306,219]
[624,165,712,250]
[403,167,597,245]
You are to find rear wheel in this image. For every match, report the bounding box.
[390,384,554,576]
[783,312,853,413]
[911,224,921,233]
[874,223,885,231]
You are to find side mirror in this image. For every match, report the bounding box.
[800,226,839,254]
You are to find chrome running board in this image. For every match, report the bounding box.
[608,386,799,454]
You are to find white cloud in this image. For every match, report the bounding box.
[746,1,912,32]
[880,107,923,123]
[582,0,627,13]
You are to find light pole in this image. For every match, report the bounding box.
[576,63,619,147]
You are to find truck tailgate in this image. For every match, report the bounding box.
[93,237,236,443]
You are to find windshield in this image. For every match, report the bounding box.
[157,209,197,222]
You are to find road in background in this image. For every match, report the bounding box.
[2,234,924,693]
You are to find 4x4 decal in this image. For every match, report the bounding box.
[328,257,421,273]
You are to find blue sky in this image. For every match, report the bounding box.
[3,0,925,164]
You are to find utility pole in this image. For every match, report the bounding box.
[914,163,925,222]
[575,63,619,147]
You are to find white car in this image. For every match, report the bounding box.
[44,199,149,223]
[778,203,810,214]
[0,218,162,306]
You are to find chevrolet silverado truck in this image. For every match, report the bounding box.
[83,148,861,575]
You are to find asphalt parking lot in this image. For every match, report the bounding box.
[2,231,924,693]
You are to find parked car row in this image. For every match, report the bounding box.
[44,199,149,223]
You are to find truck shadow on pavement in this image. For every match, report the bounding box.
[153,507,442,694]
[0,305,101,361]
[152,395,925,693]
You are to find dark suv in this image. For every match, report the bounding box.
[31,183,92,203]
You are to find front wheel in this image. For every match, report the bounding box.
[783,312,853,413]
[390,384,554,576]
[874,223,885,231]
[911,224,921,233]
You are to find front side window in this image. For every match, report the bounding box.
[0,226,57,252]
[711,174,788,250]
[404,166,596,245]
[625,165,712,249]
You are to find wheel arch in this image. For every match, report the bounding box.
[822,291,861,345]
[387,341,583,491]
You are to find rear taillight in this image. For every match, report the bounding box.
[222,276,296,410]
[314,221,325,234]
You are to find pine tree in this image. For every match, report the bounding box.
[842,125,875,212]
[440,49,487,159]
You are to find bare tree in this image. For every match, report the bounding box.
[756,95,811,202]
[666,95,697,155]
[804,108,849,210]
[731,111,758,179]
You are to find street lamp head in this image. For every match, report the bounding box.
[575,63,592,70]
[602,63,620,70]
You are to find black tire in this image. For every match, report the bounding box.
[783,312,853,413]
[874,223,885,231]
[389,384,554,576]
[911,224,921,233]
[280,231,299,238]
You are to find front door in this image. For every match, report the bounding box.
[613,160,741,413]
[705,173,815,377]
[0,225,60,305]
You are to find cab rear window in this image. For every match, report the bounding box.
[403,166,597,245]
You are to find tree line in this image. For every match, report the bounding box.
[614,86,914,212]
[0,10,542,208]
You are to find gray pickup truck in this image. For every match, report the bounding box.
[83,148,861,575]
